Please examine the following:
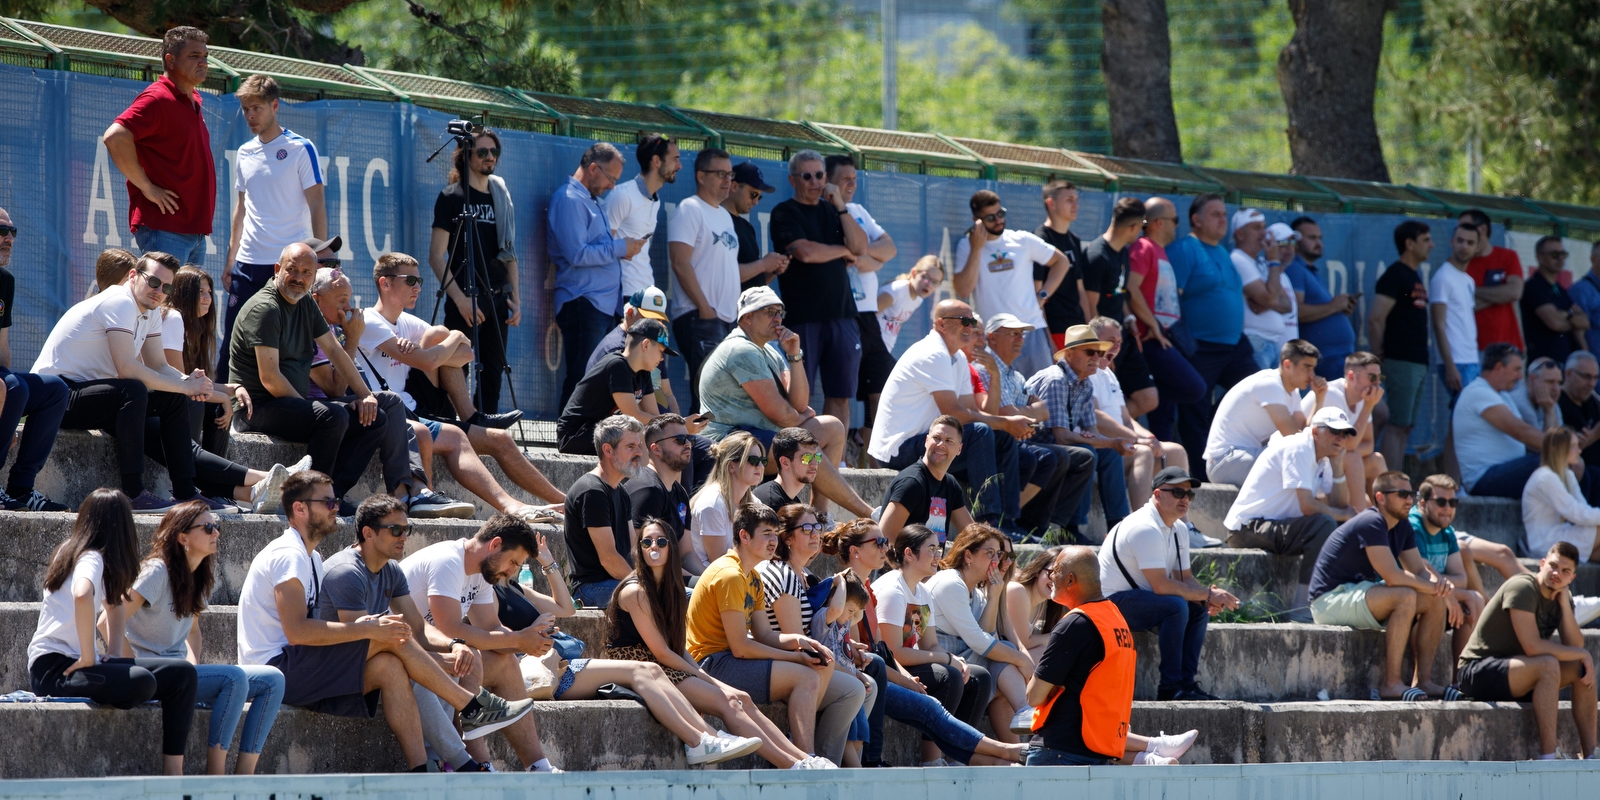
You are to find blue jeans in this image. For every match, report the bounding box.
[1444,363,1481,409]
[0,368,68,494]
[1013,328,1055,379]
[1177,335,1258,483]
[1020,442,1095,536]
[193,664,285,753]
[888,421,1019,522]
[860,653,891,762]
[882,680,985,764]
[557,299,620,402]
[575,579,621,609]
[1025,744,1113,766]
[1246,332,1280,370]
[1469,453,1543,500]
[1017,441,1057,491]
[1076,447,1130,530]
[134,225,205,265]
[1110,589,1208,694]
[1314,351,1352,381]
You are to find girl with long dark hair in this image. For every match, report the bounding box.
[163,265,253,457]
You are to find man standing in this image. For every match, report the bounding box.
[1033,181,1093,346]
[878,415,977,543]
[1565,242,1600,354]
[1124,198,1204,445]
[754,427,822,510]
[1285,217,1357,380]
[826,155,900,458]
[1429,224,1484,404]
[220,74,328,384]
[1521,235,1588,366]
[1367,221,1432,471]
[1457,541,1597,760]
[726,163,789,292]
[605,134,680,298]
[669,148,740,413]
[1308,471,1454,701]
[0,207,69,511]
[769,150,868,424]
[102,26,214,265]
[550,142,647,400]
[1229,209,1294,370]
[1099,467,1238,701]
[1083,199,1154,414]
[1460,209,1525,352]
[429,128,523,417]
[563,414,642,609]
[1166,194,1256,479]
[1026,325,1131,535]
[955,190,1074,378]
[1203,339,1322,487]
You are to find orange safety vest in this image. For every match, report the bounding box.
[1030,599,1136,759]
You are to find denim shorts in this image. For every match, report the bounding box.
[553,658,591,700]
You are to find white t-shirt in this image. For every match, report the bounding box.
[27,549,104,667]
[400,539,495,627]
[954,229,1056,330]
[1224,428,1332,529]
[1232,249,1289,342]
[1428,262,1479,364]
[924,568,996,656]
[848,203,888,314]
[238,529,323,666]
[877,279,926,351]
[603,177,661,297]
[689,489,733,567]
[235,130,322,266]
[357,308,429,410]
[667,195,741,322]
[32,283,160,381]
[868,330,970,462]
[161,310,184,355]
[1089,368,1126,420]
[1299,377,1367,422]
[1100,502,1192,594]
[871,569,933,650]
[1204,368,1301,462]
[1454,377,1528,490]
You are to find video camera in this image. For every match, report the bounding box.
[446,118,483,144]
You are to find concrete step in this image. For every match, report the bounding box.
[1187,483,1527,552]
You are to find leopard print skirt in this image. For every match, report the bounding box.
[603,644,692,685]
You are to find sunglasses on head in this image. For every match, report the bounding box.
[941,315,980,328]
[0,225,16,238]
[744,454,768,467]
[1158,487,1196,500]
[640,536,672,549]
[374,522,412,537]
[379,273,422,287]
[187,521,221,535]
[788,522,826,533]
[795,171,825,181]
[650,433,692,447]
[138,271,172,294]
[474,147,501,159]
[1429,497,1459,508]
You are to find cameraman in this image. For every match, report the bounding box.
[428,126,521,422]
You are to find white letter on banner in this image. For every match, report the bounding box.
[330,156,354,261]
[757,211,772,256]
[1325,259,1347,296]
[363,157,391,259]
[84,141,122,247]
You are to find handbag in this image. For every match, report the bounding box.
[595,683,647,705]
[551,631,586,662]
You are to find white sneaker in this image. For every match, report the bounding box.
[249,463,290,514]
[1145,729,1198,759]
[1008,706,1036,734]
[685,731,763,765]
[1133,752,1178,766]
[286,455,313,474]
[1572,595,1600,627]
[801,755,838,769]
[919,758,947,767]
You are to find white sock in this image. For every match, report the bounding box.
[1145,737,1159,753]
[529,758,553,771]
[1539,753,1557,760]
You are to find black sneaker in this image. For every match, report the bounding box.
[1176,686,1220,701]
[3,489,68,512]
[187,494,241,515]
[408,488,476,519]
[338,497,357,518]
[1156,686,1183,701]
[129,491,179,515]
[468,409,522,430]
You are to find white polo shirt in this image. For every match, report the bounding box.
[32,283,160,381]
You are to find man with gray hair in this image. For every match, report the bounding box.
[769,149,869,424]
[550,142,649,400]
[562,413,645,608]
[1558,350,1600,481]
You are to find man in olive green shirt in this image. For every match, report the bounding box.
[1457,541,1596,759]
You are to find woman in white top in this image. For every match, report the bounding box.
[27,489,199,774]
[1523,428,1600,562]
[108,500,285,774]
[926,525,1035,742]
[875,255,943,352]
[163,266,253,457]
[688,432,765,568]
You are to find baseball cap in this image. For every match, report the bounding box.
[627,286,669,321]
[1311,406,1357,433]
[737,285,784,319]
[1265,222,1301,245]
[1230,208,1266,233]
[731,162,776,193]
[626,319,679,357]
[1152,466,1200,490]
[302,236,343,256]
[983,312,1034,335]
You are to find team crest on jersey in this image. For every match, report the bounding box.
[276,149,288,160]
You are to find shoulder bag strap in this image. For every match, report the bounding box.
[1108,521,1139,591]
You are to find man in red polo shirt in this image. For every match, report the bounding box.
[1460,208,1525,354]
[102,26,216,266]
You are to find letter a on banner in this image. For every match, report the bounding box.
[84,141,122,247]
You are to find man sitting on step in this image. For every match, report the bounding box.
[1202,338,1325,486]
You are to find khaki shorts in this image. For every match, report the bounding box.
[1310,580,1384,630]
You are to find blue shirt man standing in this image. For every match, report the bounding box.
[1283,216,1358,380]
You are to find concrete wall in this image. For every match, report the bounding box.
[1188,484,1527,552]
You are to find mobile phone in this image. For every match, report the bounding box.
[692,411,716,424]
[641,232,654,241]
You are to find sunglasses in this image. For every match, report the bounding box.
[640,536,672,549]
[374,522,412,537]
[1381,489,1417,500]
[940,316,980,328]
[138,271,172,294]
[379,273,423,287]
[699,169,733,180]
[0,225,16,238]
[474,147,501,159]
[788,522,826,533]
[797,452,825,465]
[871,537,889,548]
[1544,251,1569,259]
[307,497,341,510]
[760,306,786,320]
[1429,497,1459,508]
[650,433,692,447]
[795,171,825,181]
[744,455,769,467]
[981,208,1008,223]
[187,521,221,535]
[1158,487,1196,500]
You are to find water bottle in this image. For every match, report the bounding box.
[518,563,533,586]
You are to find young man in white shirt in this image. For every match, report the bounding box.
[1432,223,1485,404]
[237,470,532,772]
[668,147,739,413]
[1099,467,1238,700]
[1454,345,1560,499]
[1298,351,1386,511]
[1203,338,1326,486]
[1223,407,1359,617]
[606,135,680,298]
[1229,209,1294,370]
[954,190,1075,378]
[825,155,900,458]
[221,75,328,383]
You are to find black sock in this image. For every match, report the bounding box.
[409,764,429,773]
[463,697,483,716]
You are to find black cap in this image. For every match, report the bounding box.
[626,318,680,357]
[1152,466,1200,490]
[731,162,776,193]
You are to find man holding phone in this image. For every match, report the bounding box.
[669,147,741,414]
[1285,217,1359,381]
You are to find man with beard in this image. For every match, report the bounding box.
[954,189,1076,378]
[669,147,740,413]
[607,134,681,298]
[232,243,386,515]
[630,414,700,570]
[754,427,822,511]
[563,414,645,609]
[0,207,70,512]
[400,510,564,772]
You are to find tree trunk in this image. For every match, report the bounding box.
[1102,0,1183,163]
[1277,0,1390,181]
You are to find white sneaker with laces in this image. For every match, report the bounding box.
[1008,706,1036,734]
[1145,729,1198,759]
[685,731,763,765]
[249,463,290,514]
[1133,752,1178,766]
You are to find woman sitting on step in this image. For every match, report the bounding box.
[1522,428,1600,564]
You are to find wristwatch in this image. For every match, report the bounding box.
[450,638,467,647]
[541,562,561,574]
[836,206,849,215]
[1037,290,1049,299]
[786,350,805,363]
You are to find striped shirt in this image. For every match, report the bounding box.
[755,560,814,633]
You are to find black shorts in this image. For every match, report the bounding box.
[793,318,861,400]
[856,311,896,401]
[1457,657,1527,702]
[270,640,379,718]
[1114,323,1154,395]
[406,369,457,422]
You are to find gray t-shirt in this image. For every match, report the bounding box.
[126,559,196,659]
[699,327,791,436]
[316,546,411,620]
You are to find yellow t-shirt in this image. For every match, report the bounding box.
[686,551,766,662]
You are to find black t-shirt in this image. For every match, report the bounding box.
[1308,507,1417,599]
[563,472,634,585]
[770,199,853,324]
[1081,235,1129,320]
[1034,225,1085,333]
[557,352,652,455]
[1033,603,1109,759]
[1374,263,1429,365]
[1520,272,1575,365]
[880,461,967,542]
[734,213,769,292]
[1560,390,1600,467]
[753,479,801,510]
[0,267,13,329]
[433,182,507,290]
[628,467,690,543]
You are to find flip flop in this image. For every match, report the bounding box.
[1377,687,1428,701]
[1441,686,1464,701]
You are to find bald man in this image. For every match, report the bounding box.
[1124,197,1205,446]
[231,243,386,511]
[869,296,1035,533]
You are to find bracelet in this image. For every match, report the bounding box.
[944,653,952,666]
[1331,475,1347,484]
[541,562,561,574]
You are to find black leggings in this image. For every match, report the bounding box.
[31,652,198,756]
[906,660,993,737]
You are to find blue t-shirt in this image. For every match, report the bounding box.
[1308,508,1418,599]
[1167,234,1243,345]
[1286,256,1356,357]
[1406,506,1458,575]
[1567,272,1600,355]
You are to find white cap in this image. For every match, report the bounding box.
[626,286,669,321]
[737,285,784,319]
[1231,207,1266,233]
[1311,406,1356,433]
[1265,222,1300,245]
[984,312,1034,335]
